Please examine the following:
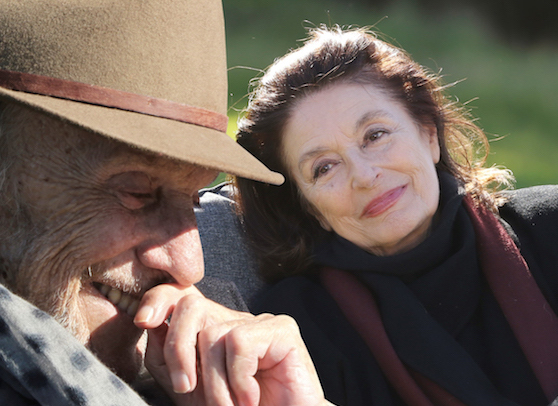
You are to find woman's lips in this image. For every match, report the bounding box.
[361,185,406,218]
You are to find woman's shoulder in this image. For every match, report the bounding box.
[498,184,558,243]
[253,275,326,314]
[500,184,558,222]
[498,184,558,268]
[499,185,558,314]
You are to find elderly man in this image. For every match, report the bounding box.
[0,1,330,405]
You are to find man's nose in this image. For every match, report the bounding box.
[135,211,204,286]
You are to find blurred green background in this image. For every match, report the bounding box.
[221,0,558,188]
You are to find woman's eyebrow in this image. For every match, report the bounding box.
[354,110,393,133]
[298,147,329,171]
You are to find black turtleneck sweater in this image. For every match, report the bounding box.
[254,175,558,406]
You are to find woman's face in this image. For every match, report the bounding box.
[281,82,441,256]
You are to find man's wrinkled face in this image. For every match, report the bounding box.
[5,108,217,382]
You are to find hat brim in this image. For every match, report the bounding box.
[0,88,284,185]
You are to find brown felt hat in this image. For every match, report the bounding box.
[0,0,284,185]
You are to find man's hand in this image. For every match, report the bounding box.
[134,284,333,406]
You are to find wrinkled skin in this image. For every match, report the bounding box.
[282,82,441,256]
[2,106,215,382]
[0,106,332,405]
[136,284,332,406]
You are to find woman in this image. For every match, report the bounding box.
[234,26,558,405]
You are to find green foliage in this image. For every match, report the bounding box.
[223,0,558,188]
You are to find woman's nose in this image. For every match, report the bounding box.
[350,155,380,189]
[135,210,204,286]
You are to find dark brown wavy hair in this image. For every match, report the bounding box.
[234,26,513,283]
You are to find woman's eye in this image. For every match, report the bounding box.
[312,162,335,180]
[363,129,387,147]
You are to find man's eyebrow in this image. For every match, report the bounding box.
[99,155,154,174]
[104,145,182,170]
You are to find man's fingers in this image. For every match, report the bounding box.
[137,284,207,394]
[144,324,172,391]
[162,294,209,393]
[136,282,318,404]
[225,314,291,406]
[224,314,326,406]
[134,284,203,329]
[197,322,238,406]
[161,293,253,395]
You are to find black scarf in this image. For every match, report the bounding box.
[314,173,558,405]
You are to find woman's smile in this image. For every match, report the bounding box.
[361,185,407,218]
[282,82,441,256]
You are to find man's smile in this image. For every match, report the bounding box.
[93,282,141,317]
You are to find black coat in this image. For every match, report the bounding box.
[255,184,558,406]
